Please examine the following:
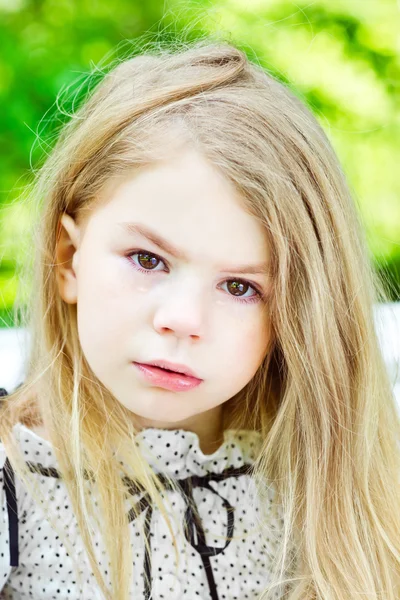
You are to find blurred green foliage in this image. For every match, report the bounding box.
[0,0,399,326]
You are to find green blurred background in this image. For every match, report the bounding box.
[1,0,399,327]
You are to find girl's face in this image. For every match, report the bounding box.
[56,149,273,439]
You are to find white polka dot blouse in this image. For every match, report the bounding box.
[1,393,286,599]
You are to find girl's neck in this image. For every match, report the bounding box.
[133,404,225,455]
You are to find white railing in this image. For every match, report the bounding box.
[1,303,399,413]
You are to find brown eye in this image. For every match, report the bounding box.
[127,249,167,274]
[137,252,161,270]
[227,280,250,297]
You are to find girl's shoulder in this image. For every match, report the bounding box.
[0,385,50,441]
[23,423,51,442]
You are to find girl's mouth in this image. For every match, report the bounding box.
[132,362,203,392]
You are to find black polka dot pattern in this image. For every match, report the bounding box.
[0,422,285,599]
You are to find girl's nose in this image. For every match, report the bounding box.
[152,285,207,339]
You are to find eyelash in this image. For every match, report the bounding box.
[126,249,263,305]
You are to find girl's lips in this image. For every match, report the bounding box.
[132,362,203,392]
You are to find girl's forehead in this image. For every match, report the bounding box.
[76,166,271,276]
[83,151,270,251]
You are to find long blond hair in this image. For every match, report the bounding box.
[1,34,399,599]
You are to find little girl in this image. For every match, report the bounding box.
[1,36,399,600]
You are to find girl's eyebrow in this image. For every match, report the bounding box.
[117,221,271,276]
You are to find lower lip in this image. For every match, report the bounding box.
[132,362,203,392]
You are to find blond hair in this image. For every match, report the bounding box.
[1,34,400,599]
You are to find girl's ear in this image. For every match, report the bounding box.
[55,213,81,304]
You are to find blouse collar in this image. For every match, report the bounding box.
[134,427,262,478]
[12,422,262,479]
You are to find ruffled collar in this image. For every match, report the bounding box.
[12,422,262,479]
[134,427,262,478]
